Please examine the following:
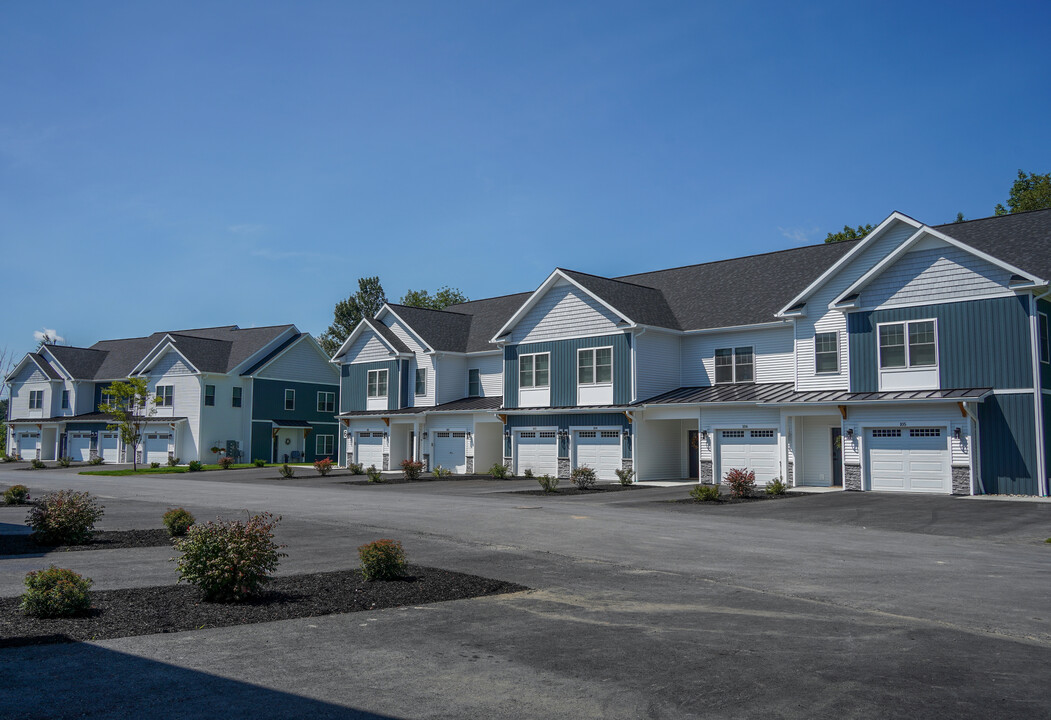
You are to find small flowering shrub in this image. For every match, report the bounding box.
[172,512,286,602]
[218,456,234,470]
[314,457,334,476]
[88,456,104,465]
[690,484,721,502]
[162,508,195,537]
[187,460,204,472]
[724,468,756,499]
[3,484,30,505]
[26,490,105,545]
[21,566,93,618]
[765,477,788,496]
[279,464,295,479]
[489,463,511,479]
[58,457,73,468]
[252,458,266,468]
[537,474,559,493]
[30,459,46,470]
[168,456,181,467]
[432,464,451,479]
[366,465,382,483]
[570,465,597,490]
[615,468,635,486]
[522,468,534,478]
[349,462,364,475]
[401,459,424,480]
[358,539,407,581]
[150,461,161,469]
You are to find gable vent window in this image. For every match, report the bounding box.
[715,347,754,384]
[814,332,839,374]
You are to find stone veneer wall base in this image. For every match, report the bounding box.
[844,463,862,491]
[951,467,971,495]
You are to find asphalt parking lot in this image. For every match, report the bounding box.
[1,466,1049,719]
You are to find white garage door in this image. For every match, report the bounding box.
[515,430,557,477]
[867,428,950,493]
[68,433,93,462]
[99,432,120,464]
[574,430,621,481]
[717,429,780,483]
[17,432,40,460]
[356,432,384,469]
[433,431,467,474]
[144,433,171,464]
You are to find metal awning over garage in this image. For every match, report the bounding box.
[635,384,992,407]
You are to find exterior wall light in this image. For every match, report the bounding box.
[953,427,961,440]
[846,428,854,440]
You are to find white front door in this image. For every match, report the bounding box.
[514,430,557,477]
[144,433,171,464]
[573,430,621,481]
[356,432,384,469]
[68,433,92,462]
[433,431,467,474]
[17,432,40,460]
[99,433,120,463]
[867,428,950,493]
[717,429,780,484]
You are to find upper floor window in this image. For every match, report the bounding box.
[468,369,481,397]
[814,332,839,374]
[29,390,43,410]
[204,385,215,406]
[415,368,427,395]
[367,369,388,398]
[317,391,336,413]
[519,353,550,389]
[578,347,612,385]
[100,392,114,410]
[156,385,174,407]
[232,386,243,407]
[1041,312,1049,364]
[284,389,295,410]
[715,347,754,384]
[61,390,70,409]
[879,320,937,369]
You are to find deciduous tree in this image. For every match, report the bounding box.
[317,277,387,356]
[99,378,159,471]
[399,286,469,310]
[995,169,1051,215]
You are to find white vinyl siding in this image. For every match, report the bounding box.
[9,362,51,419]
[635,330,680,402]
[345,330,393,364]
[255,338,340,384]
[862,243,1015,309]
[466,353,503,398]
[511,278,621,344]
[467,369,481,397]
[814,332,839,374]
[682,325,794,387]
[145,361,201,459]
[414,355,437,407]
[437,354,467,404]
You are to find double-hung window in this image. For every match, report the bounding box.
[519,353,550,389]
[316,434,334,456]
[29,390,43,410]
[814,332,839,374]
[415,369,427,395]
[367,369,388,398]
[284,389,295,410]
[100,392,114,410]
[714,347,754,384]
[156,385,174,407]
[1040,312,1049,364]
[204,385,215,406]
[879,320,937,369]
[468,369,481,397]
[317,391,335,413]
[232,387,242,407]
[61,390,70,409]
[577,347,612,385]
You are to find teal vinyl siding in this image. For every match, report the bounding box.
[505,412,630,459]
[503,333,632,408]
[250,420,339,464]
[848,296,1032,392]
[250,423,272,464]
[976,393,1039,495]
[253,378,341,423]
[340,360,400,412]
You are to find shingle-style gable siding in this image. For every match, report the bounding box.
[150,350,195,376]
[511,279,622,344]
[255,340,338,385]
[862,243,1014,309]
[12,363,47,384]
[345,331,393,364]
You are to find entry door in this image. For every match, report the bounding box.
[688,430,699,478]
[831,428,842,486]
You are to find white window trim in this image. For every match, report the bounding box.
[714,346,755,384]
[467,368,481,397]
[415,368,427,395]
[29,390,44,409]
[814,331,840,375]
[519,352,551,389]
[284,388,296,410]
[876,318,939,373]
[204,384,216,406]
[232,386,243,407]
[317,391,335,413]
[1040,312,1049,364]
[157,385,174,407]
[367,369,389,398]
[576,346,614,387]
[316,434,334,455]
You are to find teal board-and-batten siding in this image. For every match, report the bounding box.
[976,392,1040,495]
[340,360,400,412]
[250,421,339,464]
[847,296,1033,392]
[503,333,632,408]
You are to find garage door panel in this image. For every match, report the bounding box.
[356,433,384,469]
[144,434,171,464]
[868,428,949,493]
[434,432,467,474]
[99,433,119,463]
[717,429,779,483]
[68,434,92,462]
[515,431,557,477]
[573,430,621,481]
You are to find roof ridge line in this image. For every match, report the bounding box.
[557,268,663,292]
[934,207,1051,228]
[614,238,861,279]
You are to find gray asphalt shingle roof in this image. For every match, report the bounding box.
[934,208,1051,283]
[364,319,412,354]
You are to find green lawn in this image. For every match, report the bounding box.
[79,463,302,476]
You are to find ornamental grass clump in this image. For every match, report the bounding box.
[279,464,295,479]
[724,468,756,499]
[3,484,30,505]
[358,539,407,581]
[765,477,788,496]
[366,465,383,483]
[162,508,195,537]
[401,459,423,480]
[27,490,105,545]
[348,462,364,475]
[172,512,286,602]
[489,463,511,479]
[615,468,635,486]
[432,464,451,479]
[537,474,559,493]
[21,565,93,618]
[690,484,721,502]
[570,465,597,490]
[314,457,334,476]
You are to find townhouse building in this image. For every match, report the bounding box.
[335,209,1051,496]
[5,325,339,466]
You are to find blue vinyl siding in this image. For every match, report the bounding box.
[848,296,1032,392]
[1043,392,1051,494]
[504,412,630,458]
[976,393,1039,495]
[340,360,400,412]
[1038,299,1051,390]
[65,422,108,433]
[503,333,632,408]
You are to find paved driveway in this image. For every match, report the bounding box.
[1,468,1049,719]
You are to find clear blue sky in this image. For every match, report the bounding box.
[2,1,1050,358]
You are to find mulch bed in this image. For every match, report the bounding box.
[341,474,493,486]
[673,492,807,505]
[511,484,651,496]
[0,529,173,556]
[0,566,527,648]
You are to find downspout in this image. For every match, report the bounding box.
[1030,293,1049,496]
[961,401,980,495]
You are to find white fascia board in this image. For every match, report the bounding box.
[923,225,1048,285]
[132,337,200,376]
[775,211,924,317]
[377,305,434,353]
[465,349,501,356]
[37,347,72,380]
[247,333,341,380]
[332,320,402,362]
[489,269,636,343]
[681,320,790,335]
[829,227,928,307]
[228,325,299,376]
[4,353,38,384]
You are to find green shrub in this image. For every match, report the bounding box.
[765,477,788,496]
[537,474,559,493]
[187,460,204,472]
[358,539,407,581]
[314,457,334,476]
[432,464,451,479]
[522,468,534,478]
[88,456,104,466]
[58,457,73,468]
[366,465,382,483]
[162,508,195,537]
[724,468,756,498]
[172,512,286,602]
[400,459,423,480]
[690,484,721,502]
[279,464,295,479]
[489,463,511,479]
[150,461,161,469]
[26,490,105,545]
[30,459,46,470]
[218,456,234,470]
[3,484,30,505]
[168,456,181,467]
[570,465,597,490]
[252,458,266,468]
[615,467,635,486]
[349,462,364,475]
[20,565,93,618]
